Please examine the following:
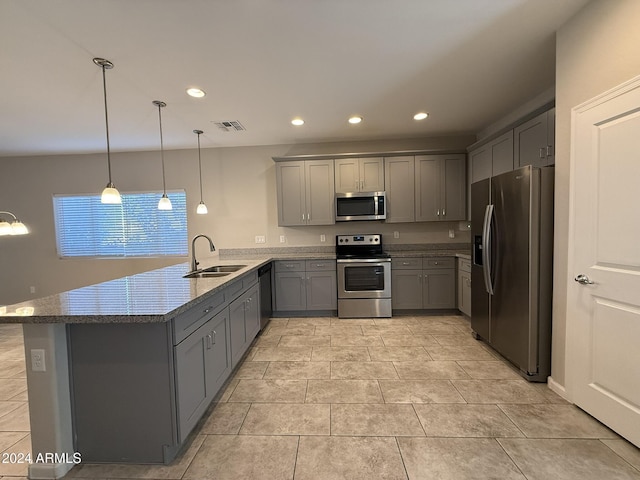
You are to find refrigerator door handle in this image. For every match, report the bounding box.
[482,204,495,295]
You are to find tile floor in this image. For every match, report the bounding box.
[0,316,638,479]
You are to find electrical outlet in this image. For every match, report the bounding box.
[449,229,455,239]
[255,235,266,244]
[30,286,36,294]
[279,235,286,243]
[320,234,326,242]
[393,231,399,239]
[31,349,46,372]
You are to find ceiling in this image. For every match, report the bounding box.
[0,0,590,157]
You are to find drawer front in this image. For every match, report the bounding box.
[458,258,471,273]
[242,270,259,289]
[423,257,455,269]
[392,257,422,270]
[225,279,244,298]
[306,259,336,271]
[173,291,226,345]
[275,260,306,272]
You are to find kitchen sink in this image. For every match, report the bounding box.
[183,271,231,279]
[182,265,246,278]
[201,265,246,273]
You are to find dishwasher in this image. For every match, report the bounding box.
[258,262,273,330]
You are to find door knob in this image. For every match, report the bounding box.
[574,274,595,285]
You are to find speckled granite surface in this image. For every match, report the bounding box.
[0,244,470,324]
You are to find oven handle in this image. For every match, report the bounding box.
[336,258,391,264]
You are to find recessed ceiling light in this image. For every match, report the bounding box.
[186,87,206,98]
[291,118,304,126]
[348,115,363,124]
[414,112,429,120]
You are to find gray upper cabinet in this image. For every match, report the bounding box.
[470,131,514,183]
[276,160,335,226]
[335,157,384,193]
[514,108,555,168]
[384,156,416,223]
[415,154,466,222]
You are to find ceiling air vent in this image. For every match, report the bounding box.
[213,120,246,132]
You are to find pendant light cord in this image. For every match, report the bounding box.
[197,131,204,201]
[100,64,113,185]
[157,103,167,194]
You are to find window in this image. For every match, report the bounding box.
[53,191,188,258]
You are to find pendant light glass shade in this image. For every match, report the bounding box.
[193,129,208,215]
[93,58,122,205]
[153,100,172,210]
[196,201,208,214]
[0,211,29,236]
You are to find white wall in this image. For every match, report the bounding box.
[553,0,640,388]
[0,137,472,305]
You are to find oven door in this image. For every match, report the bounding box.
[337,259,391,299]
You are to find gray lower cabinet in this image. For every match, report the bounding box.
[274,260,337,313]
[392,257,455,310]
[175,309,230,443]
[68,272,260,465]
[229,284,260,368]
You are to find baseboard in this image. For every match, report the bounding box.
[28,461,75,480]
[547,376,570,402]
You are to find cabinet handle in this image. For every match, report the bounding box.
[212,330,217,345]
[203,307,211,314]
[539,147,546,159]
[546,145,553,157]
[442,208,445,217]
[434,261,439,265]
[206,334,212,350]
[402,261,410,265]
[436,209,440,217]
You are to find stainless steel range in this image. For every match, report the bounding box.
[336,234,391,318]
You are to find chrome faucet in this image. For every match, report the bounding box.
[191,234,216,272]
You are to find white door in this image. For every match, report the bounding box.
[567,76,640,447]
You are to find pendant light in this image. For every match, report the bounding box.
[193,129,208,214]
[153,100,172,210]
[93,58,121,204]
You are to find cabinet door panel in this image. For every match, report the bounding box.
[306,160,335,225]
[442,155,466,221]
[384,156,415,223]
[229,297,247,367]
[209,310,231,391]
[274,272,306,311]
[360,157,385,191]
[335,159,359,193]
[306,271,337,310]
[470,146,492,183]
[175,321,210,442]
[415,156,440,222]
[276,162,306,226]
[514,112,548,168]
[244,286,261,342]
[391,270,423,309]
[491,131,514,176]
[423,270,455,309]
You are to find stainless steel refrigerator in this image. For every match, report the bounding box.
[471,165,554,382]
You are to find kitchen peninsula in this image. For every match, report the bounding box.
[0,245,469,479]
[0,255,277,479]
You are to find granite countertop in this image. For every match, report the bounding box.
[0,246,470,324]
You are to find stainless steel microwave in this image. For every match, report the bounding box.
[335,192,386,221]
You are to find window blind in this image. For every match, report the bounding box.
[53,191,188,258]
